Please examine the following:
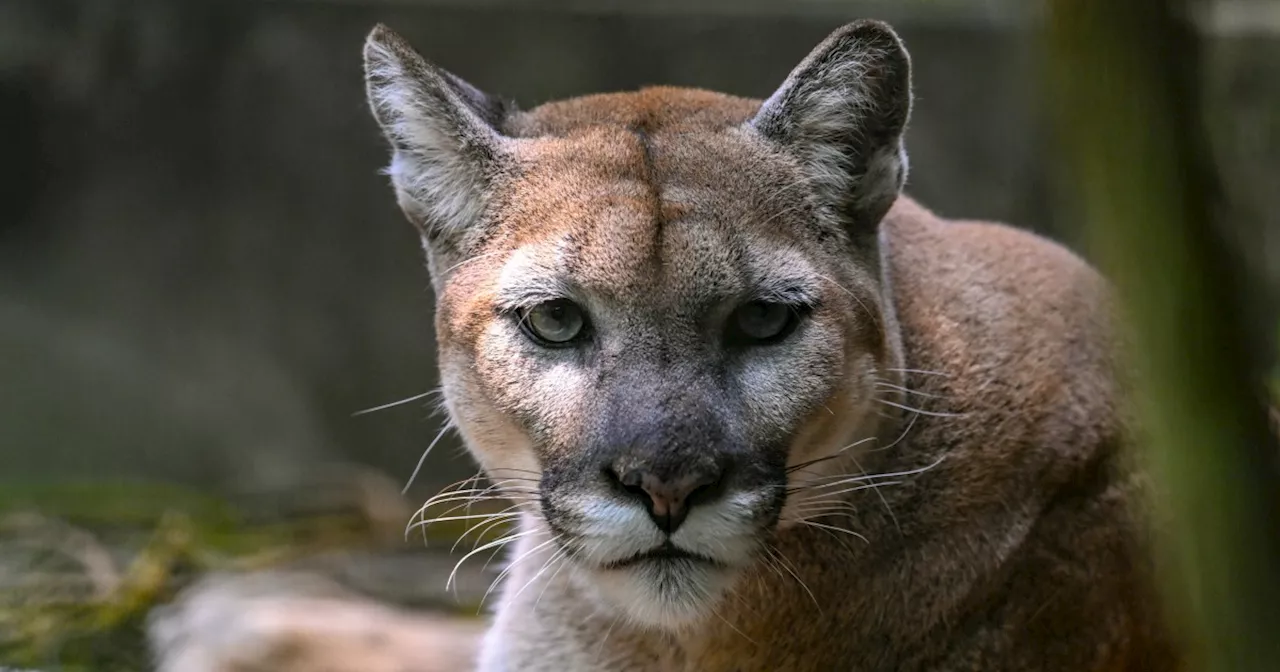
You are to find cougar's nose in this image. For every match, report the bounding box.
[608,463,725,533]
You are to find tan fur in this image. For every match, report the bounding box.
[359,20,1180,672]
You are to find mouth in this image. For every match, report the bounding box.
[601,542,726,571]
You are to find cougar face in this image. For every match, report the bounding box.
[364,21,912,628]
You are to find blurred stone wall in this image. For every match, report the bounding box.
[0,0,1275,500]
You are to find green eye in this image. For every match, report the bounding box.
[520,299,587,346]
[729,301,800,344]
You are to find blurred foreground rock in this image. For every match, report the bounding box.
[141,462,497,672]
[148,570,485,672]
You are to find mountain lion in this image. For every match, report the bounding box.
[355,18,1179,672]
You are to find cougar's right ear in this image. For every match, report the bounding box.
[748,20,912,242]
[363,24,514,254]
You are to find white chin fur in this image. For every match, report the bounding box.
[576,559,737,629]
[559,489,771,629]
[569,490,770,568]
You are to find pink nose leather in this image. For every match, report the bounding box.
[617,469,719,533]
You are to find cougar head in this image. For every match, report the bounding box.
[363,20,912,628]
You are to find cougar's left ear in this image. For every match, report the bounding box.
[748,20,913,239]
[363,24,515,257]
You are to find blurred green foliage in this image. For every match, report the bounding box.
[1047,0,1280,669]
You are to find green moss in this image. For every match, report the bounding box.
[0,481,504,670]
[0,512,196,670]
[0,481,241,529]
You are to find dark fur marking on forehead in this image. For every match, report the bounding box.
[631,126,668,272]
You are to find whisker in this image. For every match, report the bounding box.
[480,528,544,576]
[480,535,561,609]
[411,510,522,528]
[414,497,535,528]
[814,273,881,331]
[797,455,947,486]
[409,478,539,536]
[351,388,443,417]
[419,477,542,510]
[424,482,539,499]
[708,603,757,645]
[799,479,903,500]
[402,421,456,494]
[431,471,484,497]
[788,478,903,497]
[788,492,861,508]
[452,505,524,554]
[787,517,860,555]
[414,497,535,531]
[422,484,540,505]
[788,501,859,515]
[766,546,821,614]
[424,494,539,514]
[868,407,921,453]
[874,381,941,399]
[884,367,950,378]
[447,528,542,594]
[424,487,539,502]
[508,543,564,604]
[876,397,965,418]
[786,436,877,473]
[424,496,536,517]
[595,612,620,659]
[485,467,544,477]
[406,513,520,541]
[413,491,536,521]
[531,545,575,611]
[758,548,790,587]
[790,519,869,543]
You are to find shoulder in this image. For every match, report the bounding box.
[883,196,1114,349]
[882,196,1123,453]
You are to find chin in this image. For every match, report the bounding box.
[551,490,775,629]
[579,556,739,629]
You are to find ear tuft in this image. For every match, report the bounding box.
[363,25,512,249]
[750,20,913,237]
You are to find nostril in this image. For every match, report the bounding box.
[618,468,644,491]
[605,466,653,504]
[685,475,722,507]
[607,466,729,534]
